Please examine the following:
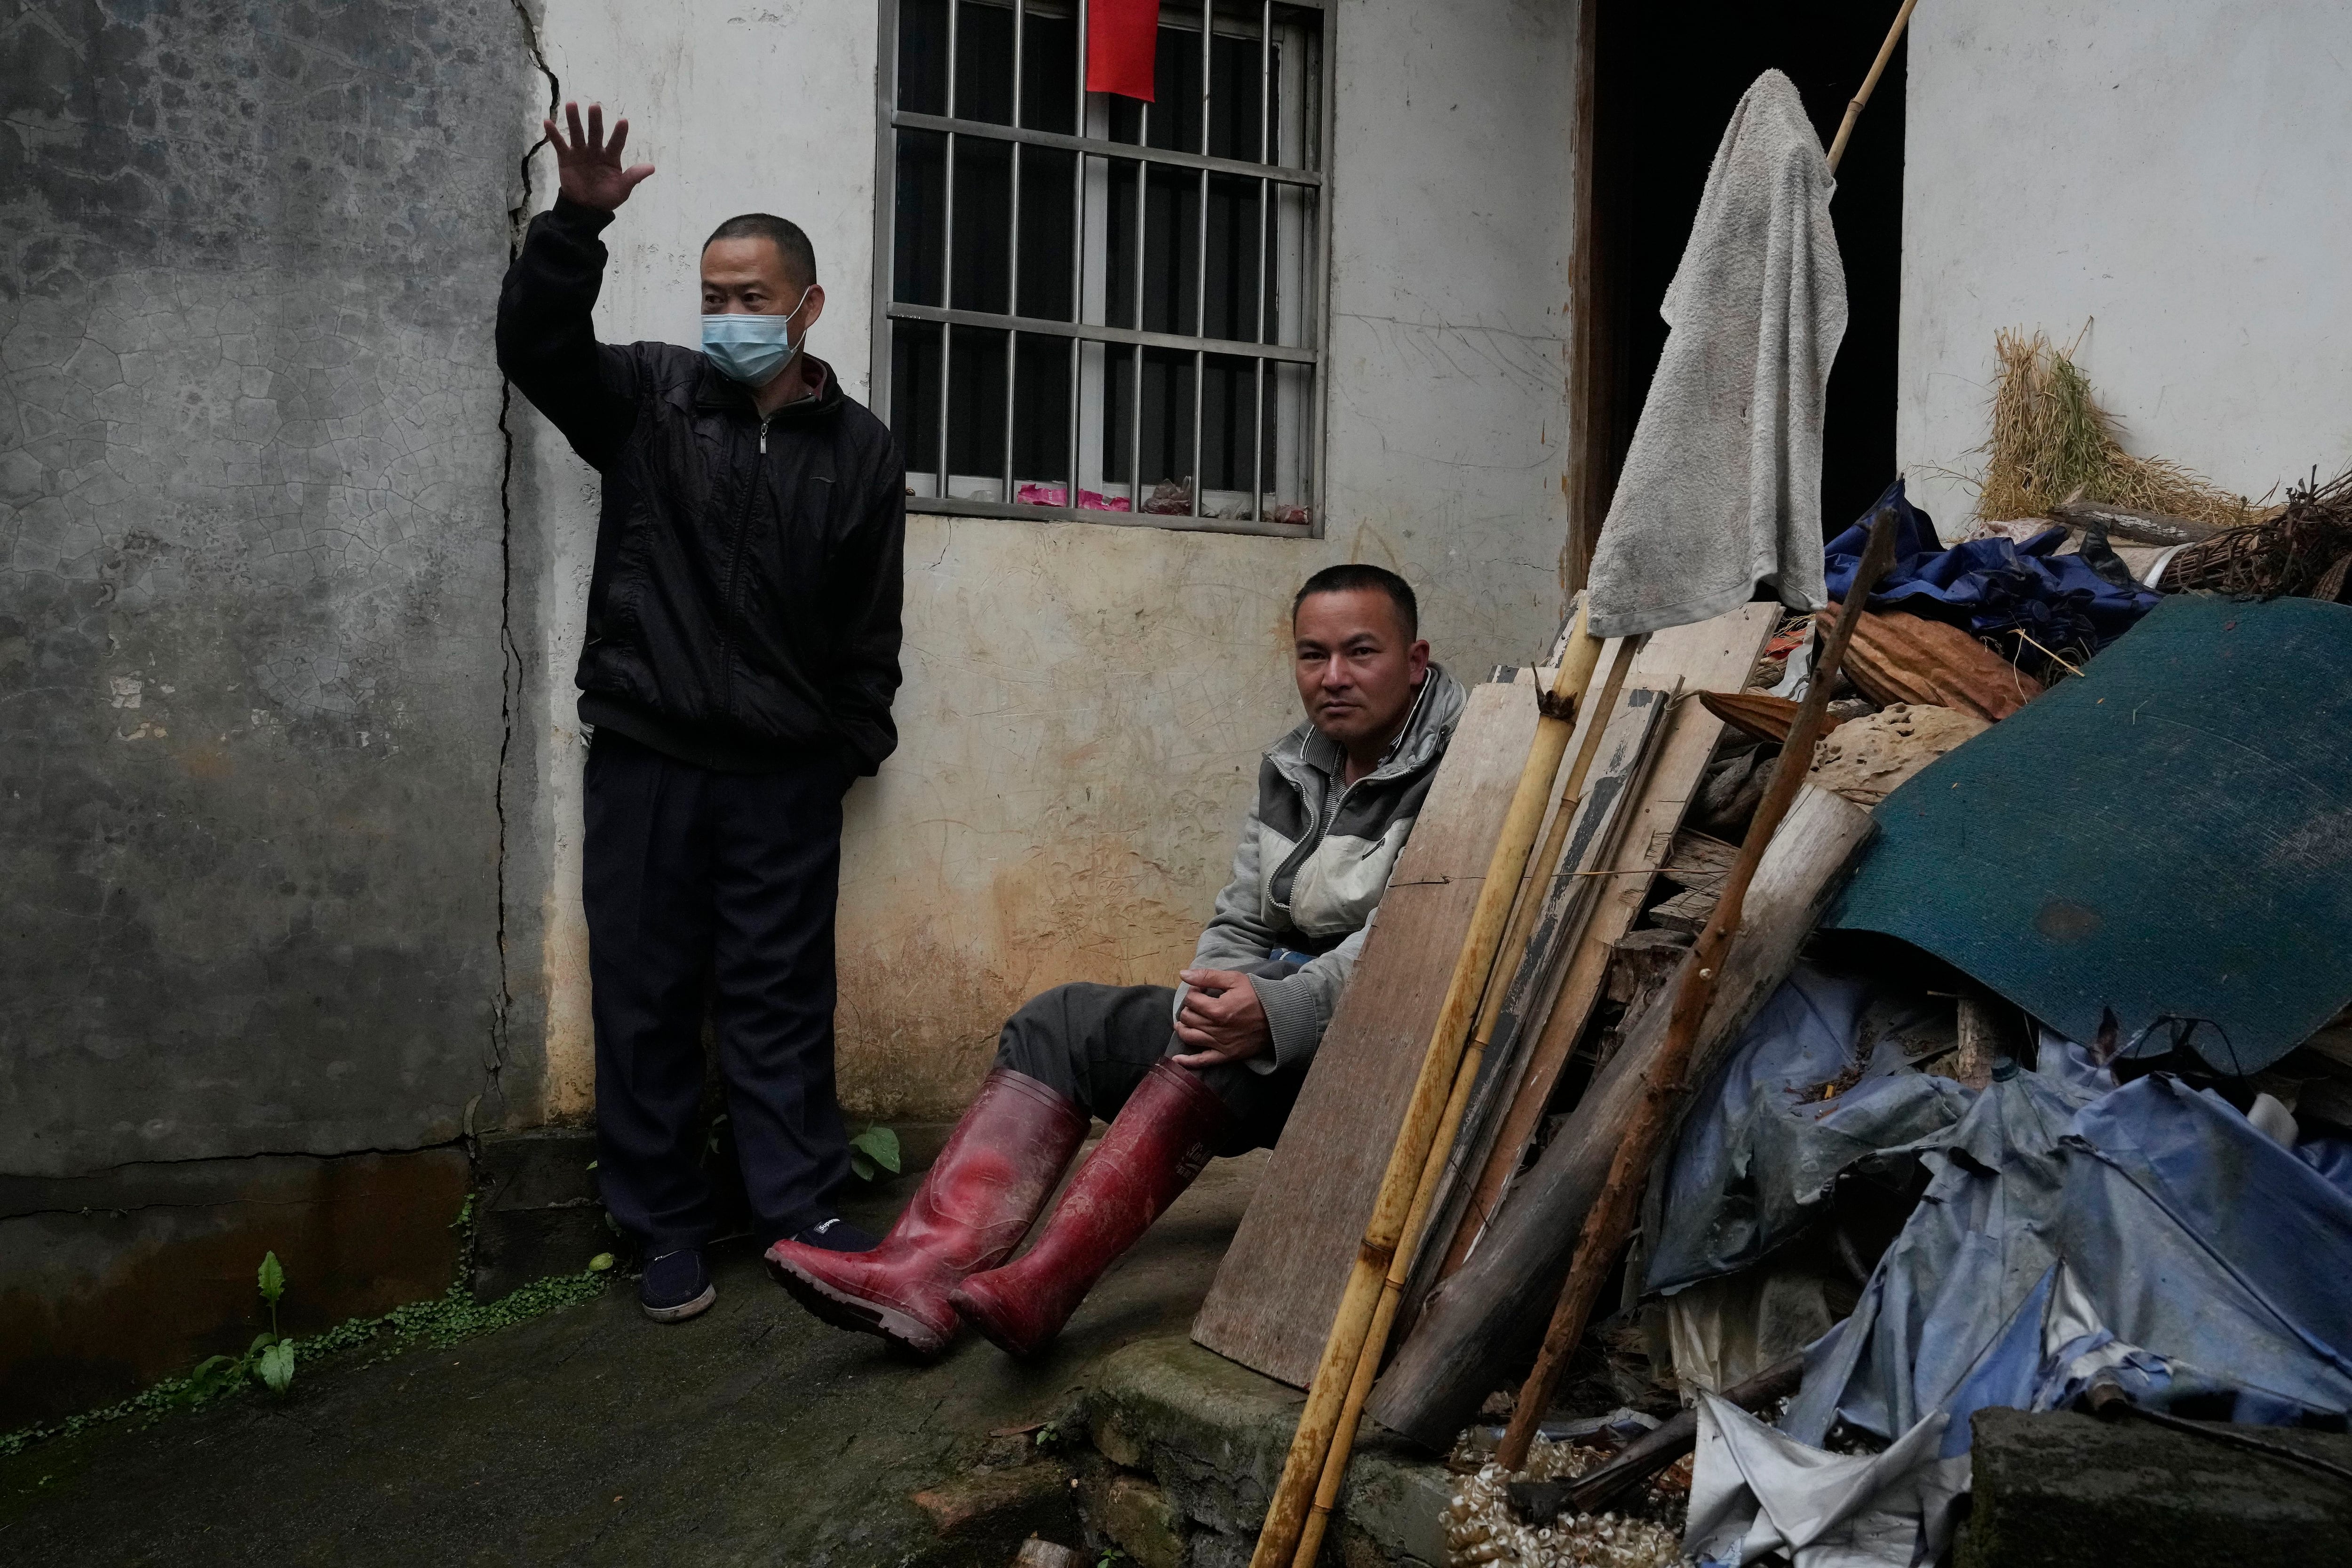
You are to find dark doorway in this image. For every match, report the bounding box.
[1583,1,1906,549]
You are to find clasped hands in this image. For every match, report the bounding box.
[1169,968,1274,1069]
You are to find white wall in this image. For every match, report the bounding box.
[512,0,1577,1122]
[518,0,882,1118]
[1899,0,2352,528]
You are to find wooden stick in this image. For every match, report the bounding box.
[1825,0,1920,175]
[1248,609,1608,1568]
[1494,509,1900,1473]
[1291,655,1650,1568]
[1558,1353,1804,1517]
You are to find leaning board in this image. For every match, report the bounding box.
[1190,680,1542,1388]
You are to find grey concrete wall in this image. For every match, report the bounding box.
[0,1,534,1177]
[1899,0,2352,526]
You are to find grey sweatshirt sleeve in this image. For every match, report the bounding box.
[1246,917,1371,1069]
[1190,801,1279,971]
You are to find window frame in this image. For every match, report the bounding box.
[868,0,1334,538]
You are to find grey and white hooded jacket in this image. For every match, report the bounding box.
[1184,666,1468,1070]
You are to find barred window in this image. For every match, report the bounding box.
[874,0,1329,534]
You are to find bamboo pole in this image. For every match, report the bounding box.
[1825,0,1919,175]
[1248,607,1608,1568]
[1494,508,1900,1474]
[1289,637,1641,1567]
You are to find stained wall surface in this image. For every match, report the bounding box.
[510,0,1579,1122]
[1897,0,2352,528]
[1,1,531,1177]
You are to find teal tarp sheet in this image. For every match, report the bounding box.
[1830,593,2352,1075]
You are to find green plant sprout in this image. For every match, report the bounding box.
[849,1123,902,1182]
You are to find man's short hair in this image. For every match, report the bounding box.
[1292,564,1419,640]
[703,213,818,290]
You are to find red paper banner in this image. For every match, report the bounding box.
[1087,0,1158,101]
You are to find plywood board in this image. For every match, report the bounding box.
[1190,680,1542,1388]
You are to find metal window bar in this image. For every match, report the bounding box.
[878,0,1326,537]
[936,0,959,503]
[1001,0,1025,505]
[1128,101,1145,515]
[1065,0,1087,515]
[1251,0,1269,522]
[1188,0,1208,521]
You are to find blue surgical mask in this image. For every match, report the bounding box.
[700,287,813,385]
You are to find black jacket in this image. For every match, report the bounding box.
[496,198,905,773]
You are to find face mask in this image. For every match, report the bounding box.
[700,286,813,385]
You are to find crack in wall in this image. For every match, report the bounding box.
[487,0,564,1130]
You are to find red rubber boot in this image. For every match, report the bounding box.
[950,1059,1233,1357]
[765,1067,1088,1357]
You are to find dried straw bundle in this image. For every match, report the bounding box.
[1975,330,2265,531]
[2164,465,2352,601]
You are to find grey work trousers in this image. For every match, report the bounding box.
[993,982,1309,1157]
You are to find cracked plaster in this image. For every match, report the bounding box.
[0,0,535,1176]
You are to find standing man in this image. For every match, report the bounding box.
[497,103,906,1322]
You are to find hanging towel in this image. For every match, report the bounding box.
[1087,0,1159,101]
[1585,70,1846,638]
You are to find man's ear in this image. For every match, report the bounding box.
[798,282,827,330]
[1407,637,1431,682]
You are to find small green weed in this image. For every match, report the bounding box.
[174,1250,296,1409]
[849,1124,902,1182]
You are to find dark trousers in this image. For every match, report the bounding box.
[994,982,1308,1157]
[584,731,851,1251]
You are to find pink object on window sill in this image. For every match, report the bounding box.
[1016,484,1133,513]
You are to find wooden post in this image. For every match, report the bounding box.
[1494,510,1899,1472]
[1248,609,1607,1568]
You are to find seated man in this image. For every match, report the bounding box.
[765,564,1465,1357]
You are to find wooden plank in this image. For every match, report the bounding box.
[1190,680,1543,1387]
[1367,785,1878,1448]
[1391,683,1670,1335]
[1432,604,1781,1278]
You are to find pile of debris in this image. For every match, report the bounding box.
[1405,481,2352,1568]
[1192,469,2352,1568]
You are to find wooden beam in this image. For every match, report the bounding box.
[1562,0,1605,590]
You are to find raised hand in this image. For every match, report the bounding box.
[544,100,655,212]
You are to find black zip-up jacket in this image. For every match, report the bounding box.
[496,197,905,774]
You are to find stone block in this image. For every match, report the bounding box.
[911,1460,1081,1550]
[1084,1337,1448,1568]
[1090,1472,1185,1568]
[1963,1407,2352,1567]
[470,1127,608,1301]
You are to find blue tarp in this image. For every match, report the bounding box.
[1783,1065,2352,1456]
[1645,965,1974,1297]
[1823,478,2160,663]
